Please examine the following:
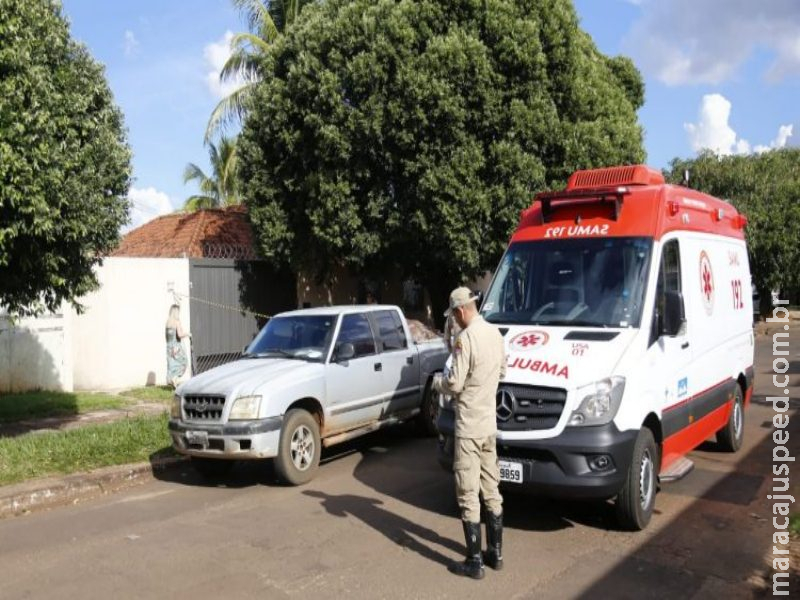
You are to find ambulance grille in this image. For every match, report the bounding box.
[183,395,226,422]
[496,384,567,431]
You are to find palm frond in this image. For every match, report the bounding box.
[183,195,219,211]
[204,83,256,143]
[182,162,209,185]
[231,0,279,40]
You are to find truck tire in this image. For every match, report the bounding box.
[716,385,744,452]
[615,428,657,531]
[191,456,234,480]
[274,409,321,486]
[415,378,439,437]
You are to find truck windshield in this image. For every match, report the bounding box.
[481,237,652,328]
[245,315,336,362]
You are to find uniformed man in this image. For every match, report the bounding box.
[433,287,506,580]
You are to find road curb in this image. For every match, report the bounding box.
[0,456,187,520]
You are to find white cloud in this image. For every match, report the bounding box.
[125,186,174,233]
[123,30,139,58]
[624,0,800,85]
[204,31,246,99]
[685,94,793,156]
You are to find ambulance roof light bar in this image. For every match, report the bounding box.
[537,185,631,223]
[566,164,665,190]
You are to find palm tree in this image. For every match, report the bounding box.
[183,136,239,211]
[205,0,312,143]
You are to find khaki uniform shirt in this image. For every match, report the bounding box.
[442,315,506,439]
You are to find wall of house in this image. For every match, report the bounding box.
[0,310,73,393]
[70,257,191,390]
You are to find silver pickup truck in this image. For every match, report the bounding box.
[169,305,447,484]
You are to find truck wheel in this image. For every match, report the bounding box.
[415,378,439,437]
[716,385,744,452]
[191,457,234,480]
[615,428,658,531]
[275,409,321,485]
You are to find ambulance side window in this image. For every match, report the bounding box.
[652,240,681,342]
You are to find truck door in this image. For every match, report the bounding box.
[325,312,386,431]
[646,238,693,466]
[370,309,421,417]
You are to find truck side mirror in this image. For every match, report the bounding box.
[661,290,685,337]
[335,343,355,362]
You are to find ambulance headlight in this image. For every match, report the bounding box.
[568,377,626,427]
[229,395,262,420]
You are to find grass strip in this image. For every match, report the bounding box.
[0,391,126,423]
[0,413,175,486]
[119,386,174,403]
[790,513,800,536]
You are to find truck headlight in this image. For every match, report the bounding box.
[229,395,262,420]
[171,394,181,418]
[567,377,625,427]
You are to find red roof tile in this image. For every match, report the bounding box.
[113,206,259,259]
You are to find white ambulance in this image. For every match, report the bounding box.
[437,165,755,530]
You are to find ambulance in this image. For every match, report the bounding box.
[437,164,755,530]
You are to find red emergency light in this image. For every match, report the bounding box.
[566,165,665,190]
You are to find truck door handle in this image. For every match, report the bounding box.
[374,362,382,372]
[681,342,690,349]
[406,356,414,365]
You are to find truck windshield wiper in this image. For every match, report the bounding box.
[250,349,316,361]
[533,319,609,328]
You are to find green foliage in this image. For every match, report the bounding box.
[183,136,240,210]
[119,386,174,403]
[0,413,173,485]
[238,0,645,312]
[666,149,800,303]
[206,0,314,141]
[0,0,131,316]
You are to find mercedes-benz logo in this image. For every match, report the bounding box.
[496,389,515,422]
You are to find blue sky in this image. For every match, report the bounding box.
[60,0,799,230]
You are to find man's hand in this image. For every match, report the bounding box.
[432,372,446,394]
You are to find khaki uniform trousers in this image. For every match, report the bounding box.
[454,435,503,523]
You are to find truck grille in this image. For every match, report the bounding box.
[496,384,567,431]
[183,395,226,422]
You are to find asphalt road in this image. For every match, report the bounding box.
[0,326,797,599]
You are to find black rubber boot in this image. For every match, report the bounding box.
[483,511,504,570]
[449,521,485,579]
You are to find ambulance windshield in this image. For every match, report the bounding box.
[481,237,652,328]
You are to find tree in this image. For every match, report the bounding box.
[183,136,240,210]
[666,149,800,309]
[0,0,131,316]
[238,0,646,318]
[205,0,314,142]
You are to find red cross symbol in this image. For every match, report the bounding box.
[517,334,542,347]
[702,263,713,299]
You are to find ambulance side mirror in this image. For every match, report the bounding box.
[662,290,685,337]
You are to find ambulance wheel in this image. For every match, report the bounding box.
[615,428,657,531]
[275,409,321,486]
[415,378,439,437]
[716,385,744,452]
[191,457,234,480]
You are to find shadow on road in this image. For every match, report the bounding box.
[303,489,462,568]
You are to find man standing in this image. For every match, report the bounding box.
[433,287,506,580]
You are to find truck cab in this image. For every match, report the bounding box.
[438,165,755,530]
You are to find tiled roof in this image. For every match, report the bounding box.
[113,206,259,259]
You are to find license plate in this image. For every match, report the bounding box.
[185,430,209,447]
[499,460,523,484]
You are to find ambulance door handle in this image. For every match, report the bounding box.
[681,341,690,349]
[374,362,382,372]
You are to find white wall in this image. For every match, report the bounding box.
[0,310,73,393]
[70,257,191,391]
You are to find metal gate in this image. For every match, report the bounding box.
[188,259,296,373]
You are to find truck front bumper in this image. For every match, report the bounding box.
[169,417,282,459]
[437,408,637,500]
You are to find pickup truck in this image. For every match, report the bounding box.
[169,305,448,484]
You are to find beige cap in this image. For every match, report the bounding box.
[444,286,480,316]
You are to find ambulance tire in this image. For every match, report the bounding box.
[415,378,439,437]
[191,456,234,480]
[274,409,321,486]
[615,428,658,531]
[716,385,744,452]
